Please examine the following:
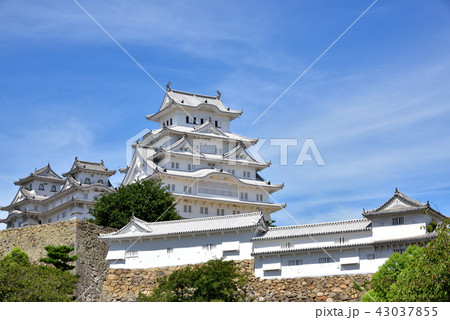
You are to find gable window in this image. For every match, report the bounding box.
[39,184,45,191]
[51,185,57,192]
[392,217,404,225]
[288,259,302,266]
[84,178,91,184]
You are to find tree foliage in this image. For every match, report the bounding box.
[0,247,79,302]
[361,219,450,302]
[137,259,249,302]
[90,179,181,229]
[39,245,78,271]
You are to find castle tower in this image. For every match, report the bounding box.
[121,86,285,220]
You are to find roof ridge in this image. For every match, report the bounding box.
[268,218,369,230]
[146,211,262,226]
[170,89,218,100]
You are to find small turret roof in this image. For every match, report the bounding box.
[14,164,64,185]
[62,158,116,177]
[363,188,447,219]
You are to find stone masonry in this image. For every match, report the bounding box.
[0,219,115,301]
[101,259,372,302]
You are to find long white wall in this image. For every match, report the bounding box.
[106,229,256,269]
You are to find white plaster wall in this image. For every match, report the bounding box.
[107,229,255,269]
[370,213,431,240]
[254,246,406,279]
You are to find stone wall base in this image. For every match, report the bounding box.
[101,260,372,302]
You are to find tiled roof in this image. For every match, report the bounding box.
[146,89,243,122]
[99,212,266,240]
[14,164,64,185]
[363,189,446,219]
[252,232,436,256]
[62,158,116,177]
[252,218,372,241]
[152,167,283,190]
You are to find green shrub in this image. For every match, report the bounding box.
[138,259,248,302]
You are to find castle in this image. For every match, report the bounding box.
[99,87,447,279]
[0,159,115,228]
[119,85,285,220]
[1,86,447,279]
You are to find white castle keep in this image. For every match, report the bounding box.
[100,87,447,279]
[0,158,115,228]
[120,85,285,221]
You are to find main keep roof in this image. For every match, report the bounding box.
[146,88,243,122]
[62,158,116,177]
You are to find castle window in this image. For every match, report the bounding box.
[394,248,406,254]
[85,178,91,184]
[202,244,216,251]
[188,164,192,171]
[98,179,104,184]
[280,242,292,249]
[29,184,32,190]
[39,184,45,191]
[392,217,404,225]
[319,257,333,263]
[367,254,375,260]
[51,185,57,192]
[167,248,173,254]
[186,116,189,124]
[125,251,138,258]
[334,237,347,244]
[216,209,224,216]
[200,118,204,124]
[170,118,173,125]
[288,259,302,266]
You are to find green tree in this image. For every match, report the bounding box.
[137,259,249,302]
[39,245,78,271]
[361,219,450,302]
[0,247,79,302]
[90,179,181,229]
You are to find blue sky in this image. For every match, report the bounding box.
[1,0,450,229]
